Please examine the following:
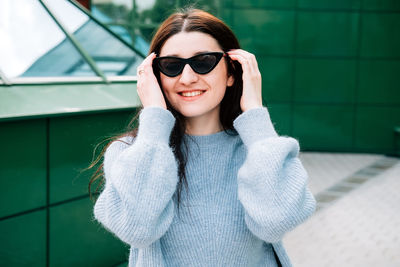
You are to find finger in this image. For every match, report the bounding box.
[227,53,253,75]
[228,52,262,85]
[137,52,157,76]
[143,52,157,68]
[227,51,254,74]
[138,52,156,70]
[228,49,258,73]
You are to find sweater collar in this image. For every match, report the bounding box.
[182,129,238,147]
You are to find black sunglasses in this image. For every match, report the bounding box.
[153,52,225,77]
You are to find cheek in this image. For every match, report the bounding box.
[160,77,176,102]
[160,76,172,92]
[210,70,229,96]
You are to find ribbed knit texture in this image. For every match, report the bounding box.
[94,106,316,267]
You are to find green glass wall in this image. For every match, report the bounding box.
[91,0,400,154]
[220,0,400,154]
[0,108,134,266]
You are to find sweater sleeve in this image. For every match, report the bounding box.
[233,107,316,243]
[93,106,178,248]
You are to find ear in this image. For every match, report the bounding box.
[227,74,234,87]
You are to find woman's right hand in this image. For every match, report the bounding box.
[136,52,167,109]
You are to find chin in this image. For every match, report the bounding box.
[179,109,205,118]
[182,106,220,119]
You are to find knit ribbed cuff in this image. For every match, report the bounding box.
[137,106,176,144]
[233,107,278,147]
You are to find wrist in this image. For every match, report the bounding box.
[242,103,263,113]
[233,107,278,147]
[137,107,175,143]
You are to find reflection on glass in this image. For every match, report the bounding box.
[135,0,220,41]
[92,0,132,24]
[181,0,219,14]
[135,0,176,42]
[44,0,142,76]
[91,1,150,55]
[0,0,96,78]
[91,0,219,49]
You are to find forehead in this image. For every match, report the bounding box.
[160,31,222,57]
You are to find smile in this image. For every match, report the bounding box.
[178,90,206,101]
[180,90,204,97]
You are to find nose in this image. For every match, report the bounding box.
[178,63,198,85]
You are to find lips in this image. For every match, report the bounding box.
[178,90,206,101]
[178,90,206,96]
[181,91,202,97]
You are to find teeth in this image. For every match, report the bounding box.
[181,91,203,97]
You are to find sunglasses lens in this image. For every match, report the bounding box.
[191,54,218,74]
[155,52,223,77]
[158,58,183,77]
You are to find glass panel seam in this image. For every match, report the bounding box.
[70,0,145,58]
[39,0,108,82]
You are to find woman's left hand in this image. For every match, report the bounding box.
[227,49,263,112]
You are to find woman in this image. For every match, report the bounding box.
[91,8,316,267]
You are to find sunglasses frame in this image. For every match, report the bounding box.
[153,52,225,77]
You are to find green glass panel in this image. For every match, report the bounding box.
[360,13,400,58]
[362,0,400,10]
[134,1,177,43]
[296,11,359,56]
[90,1,149,54]
[181,0,220,14]
[294,59,356,103]
[49,110,135,204]
[233,10,295,55]
[0,119,46,218]
[0,211,46,266]
[259,57,293,102]
[292,104,354,150]
[232,0,296,8]
[221,0,232,7]
[358,60,400,104]
[266,103,292,136]
[220,7,233,26]
[115,262,128,267]
[49,198,128,266]
[298,0,361,9]
[355,106,400,152]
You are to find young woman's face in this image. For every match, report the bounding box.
[158,31,234,121]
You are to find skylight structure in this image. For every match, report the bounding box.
[0,0,144,84]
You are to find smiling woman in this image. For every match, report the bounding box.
[155,31,234,134]
[88,7,316,267]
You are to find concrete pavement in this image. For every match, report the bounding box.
[284,152,400,267]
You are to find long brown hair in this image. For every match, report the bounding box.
[88,7,243,213]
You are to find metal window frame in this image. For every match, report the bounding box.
[70,0,146,58]
[7,75,138,85]
[0,0,145,86]
[39,0,108,82]
[0,68,11,85]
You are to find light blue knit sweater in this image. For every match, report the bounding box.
[94,106,316,267]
